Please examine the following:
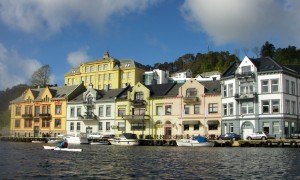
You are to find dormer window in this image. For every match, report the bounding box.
[125,63,131,68]
[186,88,197,97]
[241,66,251,74]
[135,92,144,100]
[87,95,93,104]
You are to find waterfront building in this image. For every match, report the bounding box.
[221,56,300,139]
[10,84,85,137]
[64,51,147,90]
[178,79,221,139]
[143,69,169,85]
[66,84,125,137]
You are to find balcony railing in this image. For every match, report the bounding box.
[183,96,199,103]
[39,113,51,118]
[236,72,255,79]
[235,93,258,100]
[22,114,33,118]
[122,115,150,120]
[131,100,146,106]
[78,114,97,120]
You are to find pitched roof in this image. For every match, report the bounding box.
[146,83,178,98]
[200,80,221,94]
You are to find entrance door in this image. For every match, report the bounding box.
[86,127,92,137]
[33,126,39,137]
[165,127,171,139]
[242,121,254,140]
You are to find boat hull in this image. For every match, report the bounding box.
[176,139,215,147]
[43,146,82,152]
[108,139,139,146]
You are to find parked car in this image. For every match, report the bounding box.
[217,133,241,140]
[246,131,275,140]
[290,131,300,139]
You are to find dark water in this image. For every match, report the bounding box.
[0,141,299,179]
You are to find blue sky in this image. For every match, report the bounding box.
[0,0,299,90]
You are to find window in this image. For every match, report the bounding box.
[286,100,290,114]
[98,65,102,71]
[208,124,218,130]
[106,122,110,131]
[184,125,189,131]
[85,66,90,72]
[122,73,126,79]
[286,80,289,93]
[165,105,172,115]
[228,84,233,97]
[133,108,145,115]
[77,107,81,117]
[223,104,228,116]
[241,102,254,114]
[156,106,163,116]
[292,101,296,114]
[109,73,113,80]
[273,122,280,134]
[106,106,111,117]
[77,122,80,131]
[194,124,199,130]
[291,81,295,95]
[42,119,50,128]
[261,80,269,93]
[55,105,61,114]
[16,106,21,116]
[99,122,103,131]
[99,106,104,117]
[194,104,200,114]
[118,122,125,131]
[128,72,132,79]
[55,119,61,128]
[104,74,107,80]
[70,122,74,131]
[91,66,95,72]
[240,82,253,94]
[186,88,197,97]
[42,105,51,114]
[24,119,32,128]
[118,108,125,117]
[135,92,144,100]
[34,106,40,116]
[229,123,234,133]
[184,105,190,114]
[209,103,218,113]
[263,122,270,133]
[25,106,32,115]
[15,119,20,128]
[229,103,233,115]
[242,66,251,74]
[262,101,270,114]
[271,79,279,92]
[104,64,108,70]
[98,74,102,81]
[70,107,75,117]
[131,122,145,131]
[223,85,227,97]
[272,100,279,113]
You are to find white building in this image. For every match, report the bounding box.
[143,69,169,85]
[221,56,299,139]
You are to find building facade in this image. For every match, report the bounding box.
[221,56,300,139]
[64,52,147,90]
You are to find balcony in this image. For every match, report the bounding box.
[78,113,97,120]
[22,114,33,118]
[183,96,199,103]
[236,72,255,79]
[235,93,258,100]
[39,113,51,118]
[122,115,150,121]
[83,101,95,108]
[131,99,146,106]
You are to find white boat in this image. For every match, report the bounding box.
[43,146,82,152]
[108,133,139,146]
[65,135,89,144]
[90,140,110,145]
[176,136,215,147]
[46,138,63,144]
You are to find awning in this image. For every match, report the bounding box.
[182,120,200,125]
[207,120,219,125]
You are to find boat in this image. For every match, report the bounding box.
[176,136,215,147]
[90,140,110,145]
[46,138,63,144]
[64,135,89,144]
[43,146,82,152]
[108,133,139,146]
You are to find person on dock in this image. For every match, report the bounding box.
[58,139,68,148]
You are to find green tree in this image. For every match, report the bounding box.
[260,41,275,58]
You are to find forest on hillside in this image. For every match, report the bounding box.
[1,41,300,132]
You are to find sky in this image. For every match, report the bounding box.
[0,0,300,90]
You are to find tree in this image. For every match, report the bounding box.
[260,41,275,58]
[31,65,51,87]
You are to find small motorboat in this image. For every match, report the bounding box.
[64,135,89,144]
[46,138,63,144]
[108,133,139,146]
[176,136,215,147]
[43,146,82,152]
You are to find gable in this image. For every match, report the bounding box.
[179,79,204,96]
[23,88,35,102]
[236,56,257,75]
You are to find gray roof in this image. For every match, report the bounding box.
[200,80,221,94]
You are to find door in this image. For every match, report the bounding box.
[33,126,39,137]
[165,127,172,139]
[242,121,254,140]
[86,127,92,137]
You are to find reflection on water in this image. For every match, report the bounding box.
[0,141,299,179]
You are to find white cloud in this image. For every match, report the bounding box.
[0,0,159,36]
[181,0,300,47]
[0,42,43,90]
[67,47,90,68]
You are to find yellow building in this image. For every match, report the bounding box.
[64,52,147,90]
[10,84,85,137]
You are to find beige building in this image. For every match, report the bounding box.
[64,52,147,90]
